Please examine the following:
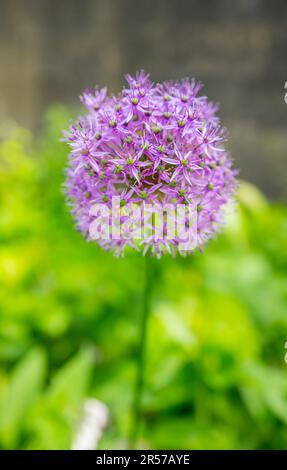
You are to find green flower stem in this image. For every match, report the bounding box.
[129,255,153,449]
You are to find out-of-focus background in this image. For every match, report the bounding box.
[0,0,287,450]
[1,0,287,199]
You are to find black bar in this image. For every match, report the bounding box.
[0,450,286,466]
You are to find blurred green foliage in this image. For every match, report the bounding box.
[0,106,287,449]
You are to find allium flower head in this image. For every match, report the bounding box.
[64,71,237,257]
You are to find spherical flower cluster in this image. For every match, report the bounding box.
[64,71,237,257]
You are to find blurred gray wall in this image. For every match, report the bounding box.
[0,0,286,199]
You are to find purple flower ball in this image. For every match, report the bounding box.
[64,71,237,257]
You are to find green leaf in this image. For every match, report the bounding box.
[26,348,95,450]
[47,347,94,405]
[0,348,46,448]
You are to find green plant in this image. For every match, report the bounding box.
[0,107,286,449]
